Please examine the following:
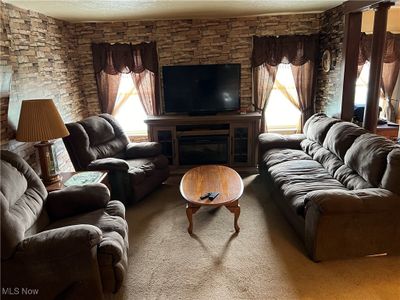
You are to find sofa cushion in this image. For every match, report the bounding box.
[303,113,341,145]
[269,160,347,215]
[261,148,313,169]
[81,116,116,146]
[380,147,400,194]
[323,122,367,160]
[345,133,395,187]
[334,165,373,190]
[313,147,344,177]
[301,139,324,158]
[46,207,127,239]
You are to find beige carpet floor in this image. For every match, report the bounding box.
[116,174,400,300]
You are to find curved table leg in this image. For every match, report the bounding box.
[186,203,200,234]
[226,200,241,232]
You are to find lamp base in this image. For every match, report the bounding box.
[35,141,61,185]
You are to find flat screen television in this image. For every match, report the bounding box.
[162,64,241,114]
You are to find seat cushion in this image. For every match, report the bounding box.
[262,148,313,169]
[127,155,169,185]
[269,160,347,215]
[45,201,127,239]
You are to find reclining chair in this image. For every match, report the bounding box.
[1,150,128,300]
[62,114,169,204]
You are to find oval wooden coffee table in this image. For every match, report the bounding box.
[180,165,244,234]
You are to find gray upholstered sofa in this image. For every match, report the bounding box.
[63,114,169,204]
[258,113,400,261]
[1,150,128,299]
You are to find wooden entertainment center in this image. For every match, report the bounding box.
[145,112,262,167]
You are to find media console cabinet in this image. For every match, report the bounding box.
[145,112,262,167]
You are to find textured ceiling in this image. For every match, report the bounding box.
[4,0,345,22]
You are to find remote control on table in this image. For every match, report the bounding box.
[200,192,211,200]
[208,192,219,200]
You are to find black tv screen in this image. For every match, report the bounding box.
[162,64,241,114]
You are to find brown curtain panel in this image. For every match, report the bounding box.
[252,34,318,131]
[358,33,400,121]
[96,72,122,114]
[132,70,157,116]
[253,64,278,132]
[381,60,400,121]
[291,61,315,128]
[91,41,160,115]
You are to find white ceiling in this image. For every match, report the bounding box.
[4,0,345,22]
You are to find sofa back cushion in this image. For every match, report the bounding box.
[1,151,48,259]
[344,133,396,187]
[380,146,400,194]
[64,114,130,170]
[303,113,341,145]
[323,122,367,160]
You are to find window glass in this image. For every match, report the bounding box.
[265,64,301,132]
[113,74,148,136]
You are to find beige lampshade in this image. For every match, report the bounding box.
[16,99,70,142]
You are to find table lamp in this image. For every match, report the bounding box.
[16,99,70,185]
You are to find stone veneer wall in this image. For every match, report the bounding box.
[73,14,320,115]
[315,5,345,116]
[0,2,87,172]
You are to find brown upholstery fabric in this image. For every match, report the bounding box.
[323,122,367,160]
[63,114,169,204]
[46,184,110,220]
[381,146,400,194]
[1,150,48,259]
[258,133,305,154]
[258,113,400,261]
[345,133,395,187]
[269,159,346,215]
[1,150,129,299]
[303,113,341,145]
[125,142,162,158]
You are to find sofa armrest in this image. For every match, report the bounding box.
[125,142,161,158]
[16,225,102,260]
[304,188,400,261]
[258,133,305,154]
[46,184,110,220]
[87,158,129,171]
[304,188,400,214]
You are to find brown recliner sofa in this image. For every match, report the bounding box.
[258,113,400,261]
[63,114,169,204]
[1,150,128,300]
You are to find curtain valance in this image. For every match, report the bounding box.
[92,41,158,74]
[252,34,319,67]
[358,32,400,65]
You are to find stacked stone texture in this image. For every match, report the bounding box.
[1,2,87,171]
[315,5,344,116]
[73,15,320,116]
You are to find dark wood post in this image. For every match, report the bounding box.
[340,12,363,121]
[363,2,392,132]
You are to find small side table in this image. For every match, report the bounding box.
[45,171,108,192]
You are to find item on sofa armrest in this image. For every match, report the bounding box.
[46,184,110,220]
[258,133,305,154]
[304,188,400,215]
[125,142,162,158]
[87,158,130,171]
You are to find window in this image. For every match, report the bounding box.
[265,64,301,133]
[113,74,148,137]
[355,61,385,117]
